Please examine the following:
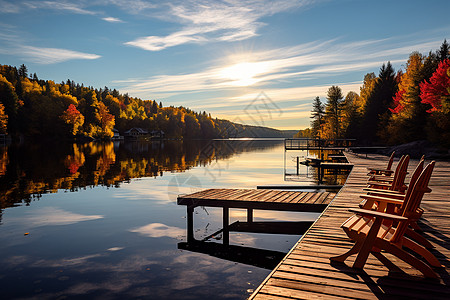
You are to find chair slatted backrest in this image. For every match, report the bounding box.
[389,155,409,191]
[386,151,396,171]
[391,161,435,243]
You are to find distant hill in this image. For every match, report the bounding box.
[219,121,297,138]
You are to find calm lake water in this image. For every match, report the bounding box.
[0,139,348,299]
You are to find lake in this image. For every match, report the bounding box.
[0,139,348,299]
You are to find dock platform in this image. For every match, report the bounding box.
[178,188,336,212]
[250,153,450,299]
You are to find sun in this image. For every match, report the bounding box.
[219,61,268,86]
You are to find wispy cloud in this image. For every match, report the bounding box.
[102,16,124,23]
[19,45,101,64]
[118,37,443,98]
[125,0,313,51]
[24,1,98,15]
[0,0,21,13]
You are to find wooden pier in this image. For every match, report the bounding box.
[178,189,336,246]
[178,188,336,213]
[250,153,450,299]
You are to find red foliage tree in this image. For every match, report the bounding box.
[420,59,450,112]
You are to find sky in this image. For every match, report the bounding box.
[0,0,449,130]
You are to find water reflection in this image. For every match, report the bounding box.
[0,140,282,213]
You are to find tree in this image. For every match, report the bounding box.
[341,91,360,138]
[437,39,450,62]
[60,104,84,136]
[0,74,20,134]
[419,59,450,146]
[98,102,115,138]
[362,62,397,144]
[310,96,324,138]
[0,103,8,134]
[18,64,28,78]
[324,86,343,138]
[389,53,428,143]
[420,59,450,113]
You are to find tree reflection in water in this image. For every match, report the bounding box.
[0,140,281,214]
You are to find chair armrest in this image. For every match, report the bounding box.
[363,188,404,195]
[359,194,404,205]
[349,208,407,221]
[362,190,405,200]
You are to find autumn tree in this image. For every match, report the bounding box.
[341,91,361,138]
[420,59,450,145]
[0,103,8,134]
[98,102,115,138]
[60,104,84,136]
[389,53,429,143]
[0,74,20,134]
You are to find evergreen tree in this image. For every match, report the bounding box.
[437,39,450,62]
[324,86,343,138]
[361,62,397,144]
[310,96,324,138]
[18,64,28,78]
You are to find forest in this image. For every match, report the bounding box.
[299,40,450,148]
[0,64,289,140]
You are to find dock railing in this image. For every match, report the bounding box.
[285,138,356,150]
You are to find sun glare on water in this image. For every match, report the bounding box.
[219,61,268,86]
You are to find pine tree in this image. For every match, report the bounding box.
[437,39,450,62]
[18,64,28,78]
[310,96,324,138]
[324,86,343,138]
[361,62,397,144]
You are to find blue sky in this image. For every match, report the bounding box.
[0,0,449,130]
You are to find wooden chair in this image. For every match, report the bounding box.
[360,157,433,249]
[362,156,424,205]
[366,155,409,193]
[330,161,441,278]
[367,151,396,176]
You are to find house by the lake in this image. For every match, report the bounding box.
[112,128,124,140]
[124,128,149,140]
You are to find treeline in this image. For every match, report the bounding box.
[300,40,450,147]
[0,64,263,139]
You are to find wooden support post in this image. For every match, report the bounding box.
[223,207,229,246]
[296,156,299,175]
[247,208,253,223]
[187,206,194,242]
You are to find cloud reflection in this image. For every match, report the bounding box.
[130,223,185,239]
[23,207,104,226]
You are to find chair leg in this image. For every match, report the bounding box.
[380,240,438,278]
[402,237,442,268]
[353,217,382,269]
[330,240,363,262]
[406,227,434,249]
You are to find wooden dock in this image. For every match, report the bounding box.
[250,153,450,299]
[178,188,336,212]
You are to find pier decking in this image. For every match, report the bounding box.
[250,153,450,299]
[178,188,336,212]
